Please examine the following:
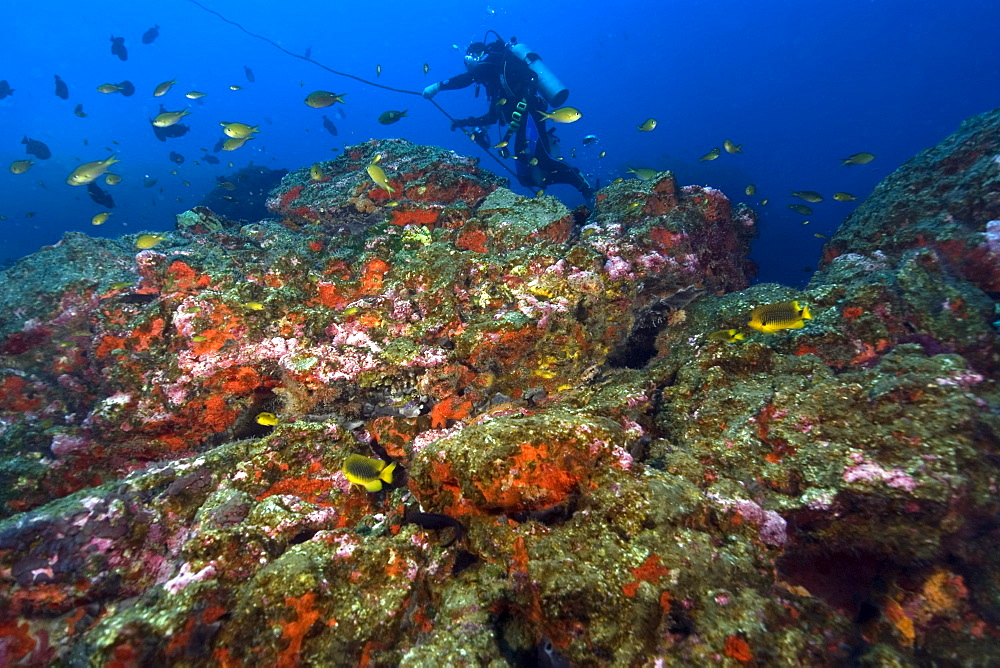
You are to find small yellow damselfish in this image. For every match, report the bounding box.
[256,412,279,426]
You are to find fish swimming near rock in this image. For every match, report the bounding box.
[342,454,397,492]
[748,300,812,333]
[841,152,875,166]
[403,510,465,548]
[87,182,116,208]
[626,166,658,180]
[321,115,338,136]
[110,35,128,61]
[366,163,394,193]
[0,80,14,99]
[377,110,407,125]
[22,137,51,160]
[255,412,278,426]
[833,192,858,201]
[136,234,167,250]
[142,24,159,44]
[54,75,69,99]
[707,329,747,343]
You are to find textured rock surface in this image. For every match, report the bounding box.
[1,129,998,666]
[822,107,1000,293]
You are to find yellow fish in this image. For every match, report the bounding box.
[492,140,508,149]
[96,83,122,94]
[153,79,177,97]
[745,185,756,196]
[637,118,657,132]
[67,154,119,185]
[833,192,858,201]
[788,204,813,215]
[801,220,811,225]
[91,212,112,225]
[748,301,812,334]
[366,163,394,193]
[256,412,279,426]
[310,163,324,180]
[342,454,397,492]
[104,173,122,185]
[814,233,827,239]
[537,107,582,123]
[220,122,259,139]
[135,233,167,249]
[10,160,34,174]
[626,166,658,180]
[185,91,207,99]
[304,90,346,108]
[841,152,875,166]
[152,109,191,127]
[707,329,747,343]
[528,157,538,166]
[699,148,721,161]
[599,151,606,159]
[723,139,743,154]
[760,198,769,205]
[222,136,253,151]
[790,191,823,203]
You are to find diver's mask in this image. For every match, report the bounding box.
[464,42,487,70]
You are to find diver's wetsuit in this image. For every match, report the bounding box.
[439,42,594,201]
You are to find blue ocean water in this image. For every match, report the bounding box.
[2,1,998,286]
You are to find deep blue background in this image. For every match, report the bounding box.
[2,0,998,285]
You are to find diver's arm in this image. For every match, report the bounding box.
[450,108,499,130]
[438,71,477,91]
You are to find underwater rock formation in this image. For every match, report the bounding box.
[0,132,997,665]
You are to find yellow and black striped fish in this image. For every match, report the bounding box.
[748,300,812,333]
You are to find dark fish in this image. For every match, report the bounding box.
[74,103,87,117]
[117,293,157,305]
[244,66,255,82]
[202,153,220,164]
[87,182,115,208]
[110,35,128,61]
[304,46,311,58]
[377,109,407,125]
[152,123,190,142]
[141,24,159,44]
[536,638,571,668]
[144,178,158,188]
[22,137,51,160]
[403,510,465,548]
[333,107,346,120]
[0,80,13,99]
[212,137,226,153]
[117,80,135,97]
[169,151,184,164]
[54,75,69,100]
[321,115,338,136]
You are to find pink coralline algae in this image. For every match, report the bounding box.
[843,453,919,492]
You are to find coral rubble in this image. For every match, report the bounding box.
[0,126,998,666]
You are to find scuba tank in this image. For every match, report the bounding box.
[507,42,569,107]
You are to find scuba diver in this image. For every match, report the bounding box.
[423,33,595,205]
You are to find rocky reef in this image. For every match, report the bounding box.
[0,124,997,666]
